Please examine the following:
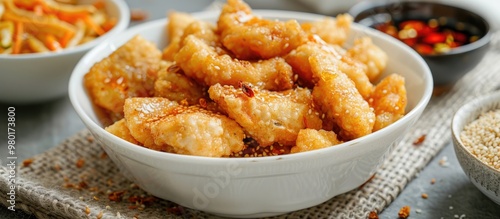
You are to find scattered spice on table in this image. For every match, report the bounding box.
[421,193,428,199]
[438,156,449,167]
[368,211,379,219]
[22,158,34,167]
[76,158,85,168]
[413,134,426,146]
[398,206,411,219]
[108,191,125,202]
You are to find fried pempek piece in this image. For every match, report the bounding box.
[175,35,294,91]
[286,41,373,99]
[162,12,197,61]
[123,97,245,157]
[346,37,388,82]
[310,53,375,140]
[217,0,307,60]
[209,83,322,147]
[291,129,342,153]
[163,15,217,61]
[369,74,407,131]
[84,35,162,123]
[154,61,206,105]
[105,119,140,145]
[301,14,353,45]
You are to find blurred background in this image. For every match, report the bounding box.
[124,0,499,30]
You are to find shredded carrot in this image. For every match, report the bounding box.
[92,0,105,10]
[83,14,104,36]
[59,30,74,47]
[33,4,43,16]
[56,11,87,23]
[3,0,115,54]
[12,0,36,10]
[3,10,76,40]
[12,22,24,54]
[101,17,116,32]
[43,33,61,51]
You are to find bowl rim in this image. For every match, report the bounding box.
[451,91,500,174]
[0,0,130,59]
[69,9,433,164]
[348,0,492,57]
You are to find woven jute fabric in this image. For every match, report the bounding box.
[2,32,500,219]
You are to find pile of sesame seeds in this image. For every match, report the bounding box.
[460,109,500,170]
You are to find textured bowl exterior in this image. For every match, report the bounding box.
[0,0,130,104]
[452,91,500,205]
[70,10,433,217]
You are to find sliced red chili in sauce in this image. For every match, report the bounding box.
[374,19,479,55]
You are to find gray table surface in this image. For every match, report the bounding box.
[1,0,500,218]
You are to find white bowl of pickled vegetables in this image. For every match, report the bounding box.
[70,0,433,217]
[0,0,129,103]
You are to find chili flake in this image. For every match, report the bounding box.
[241,83,255,97]
[413,134,426,146]
[398,205,411,219]
[368,211,379,219]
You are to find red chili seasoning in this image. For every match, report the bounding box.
[241,83,255,97]
[375,18,478,55]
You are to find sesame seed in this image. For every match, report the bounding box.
[460,109,500,170]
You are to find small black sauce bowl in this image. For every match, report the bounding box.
[349,1,491,88]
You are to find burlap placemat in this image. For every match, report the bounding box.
[2,32,500,219]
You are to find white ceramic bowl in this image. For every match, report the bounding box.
[452,91,500,206]
[0,0,129,104]
[69,10,433,217]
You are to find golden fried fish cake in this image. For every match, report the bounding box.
[286,41,373,99]
[163,18,217,61]
[301,14,353,45]
[310,54,375,140]
[84,35,162,122]
[369,74,407,131]
[291,129,342,153]
[162,12,197,61]
[346,37,388,82]
[124,97,245,157]
[154,62,206,105]
[175,35,294,91]
[208,83,322,147]
[105,119,140,145]
[217,0,307,60]
[179,21,219,46]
